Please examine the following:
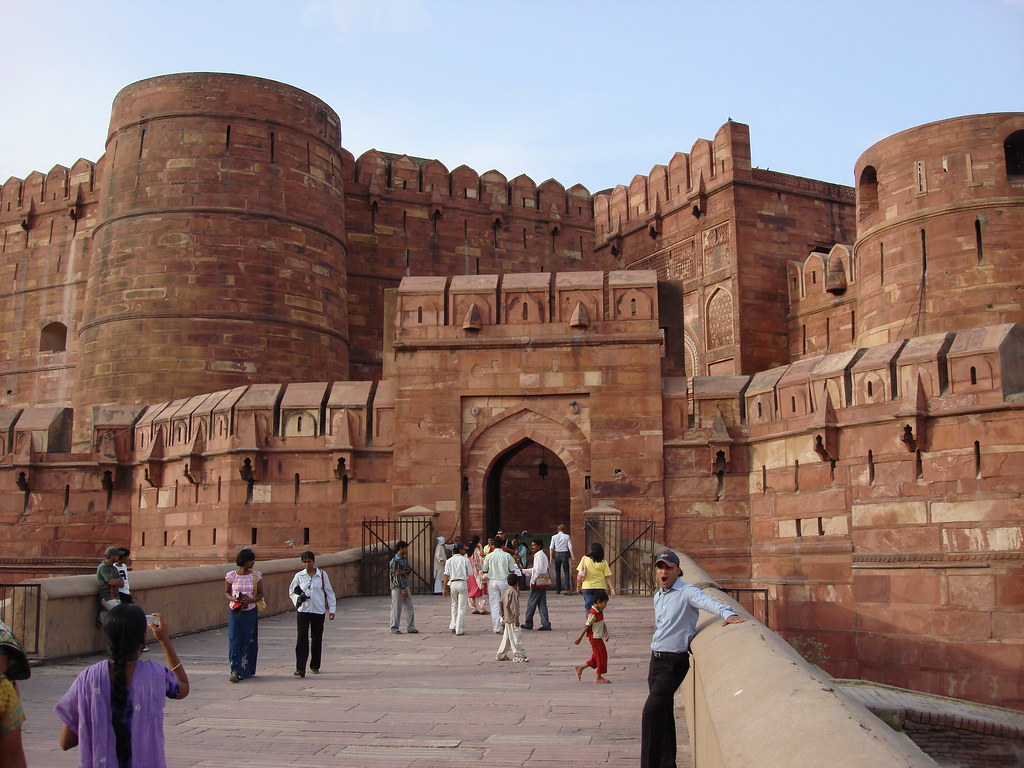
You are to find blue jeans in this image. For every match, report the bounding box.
[228,607,259,678]
[553,551,572,593]
[582,589,603,614]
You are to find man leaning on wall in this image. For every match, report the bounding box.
[95,547,124,626]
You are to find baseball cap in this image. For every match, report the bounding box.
[655,550,680,567]
[452,541,468,552]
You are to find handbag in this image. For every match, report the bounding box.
[534,571,552,588]
[254,575,266,614]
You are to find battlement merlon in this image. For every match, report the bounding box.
[393,270,660,342]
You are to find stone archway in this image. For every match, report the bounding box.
[485,439,569,537]
[462,404,590,540]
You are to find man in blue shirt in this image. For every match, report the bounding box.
[641,550,745,768]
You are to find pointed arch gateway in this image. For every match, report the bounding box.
[463,405,590,539]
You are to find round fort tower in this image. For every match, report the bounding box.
[853,112,1024,347]
[76,73,348,423]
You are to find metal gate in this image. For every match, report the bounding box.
[0,583,40,654]
[360,518,434,595]
[584,516,656,596]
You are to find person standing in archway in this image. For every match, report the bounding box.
[548,524,574,594]
[521,539,552,631]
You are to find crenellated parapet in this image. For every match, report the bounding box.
[349,150,592,227]
[394,270,659,342]
[0,159,100,235]
[593,121,753,245]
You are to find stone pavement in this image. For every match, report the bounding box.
[20,593,690,767]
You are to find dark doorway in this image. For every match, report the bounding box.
[485,439,568,538]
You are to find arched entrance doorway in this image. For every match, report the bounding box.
[485,439,569,537]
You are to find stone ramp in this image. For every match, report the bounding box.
[21,593,685,767]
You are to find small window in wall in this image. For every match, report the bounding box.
[303,527,310,546]
[40,322,67,352]
[251,527,258,545]
[915,160,927,193]
[858,165,878,217]
[1004,130,1024,179]
[975,219,984,265]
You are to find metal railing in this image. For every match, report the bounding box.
[584,516,656,596]
[360,518,434,595]
[0,583,40,654]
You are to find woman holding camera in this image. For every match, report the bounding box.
[288,551,336,678]
[224,548,262,683]
[56,604,189,768]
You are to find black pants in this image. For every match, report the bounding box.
[640,651,690,768]
[295,612,326,672]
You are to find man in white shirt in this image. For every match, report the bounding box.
[288,551,337,677]
[548,524,574,594]
[442,541,472,635]
[521,539,552,630]
[482,536,519,634]
[115,548,133,603]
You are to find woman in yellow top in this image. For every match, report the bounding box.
[576,542,616,613]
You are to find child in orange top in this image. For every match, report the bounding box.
[573,590,610,684]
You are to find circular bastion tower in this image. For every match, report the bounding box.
[75,73,348,428]
[853,112,1024,347]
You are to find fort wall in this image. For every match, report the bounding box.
[593,121,857,377]
[0,160,99,419]
[0,74,1021,710]
[854,113,1024,346]
[74,74,351,443]
[341,150,598,380]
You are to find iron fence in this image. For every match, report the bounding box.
[360,518,434,595]
[584,516,656,596]
[0,583,40,654]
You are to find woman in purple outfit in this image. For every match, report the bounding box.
[55,603,189,768]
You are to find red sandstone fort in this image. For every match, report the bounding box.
[0,73,1021,709]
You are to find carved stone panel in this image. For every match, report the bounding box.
[702,222,731,274]
[706,288,734,349]
[667,238,697,281]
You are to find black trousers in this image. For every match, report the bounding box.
[640,651,690,768]
[295,611,326,672]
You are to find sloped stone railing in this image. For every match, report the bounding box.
[677,553,939,768]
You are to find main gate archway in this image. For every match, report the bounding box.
[485,439,569,536]
[462,404,590,540]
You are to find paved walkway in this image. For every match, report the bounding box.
[20,593,689,767]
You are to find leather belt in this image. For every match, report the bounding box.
[651,650,687,658]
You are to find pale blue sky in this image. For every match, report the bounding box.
[2,1,1022,192]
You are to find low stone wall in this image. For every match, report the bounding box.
[25,549,361,659]
[677,554,939,768]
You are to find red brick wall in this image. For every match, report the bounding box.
[854,113,1024,347]
[74,74,350,438]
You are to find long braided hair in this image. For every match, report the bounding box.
[104,603,146,768]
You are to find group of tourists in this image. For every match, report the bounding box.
[15,527,744,768]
